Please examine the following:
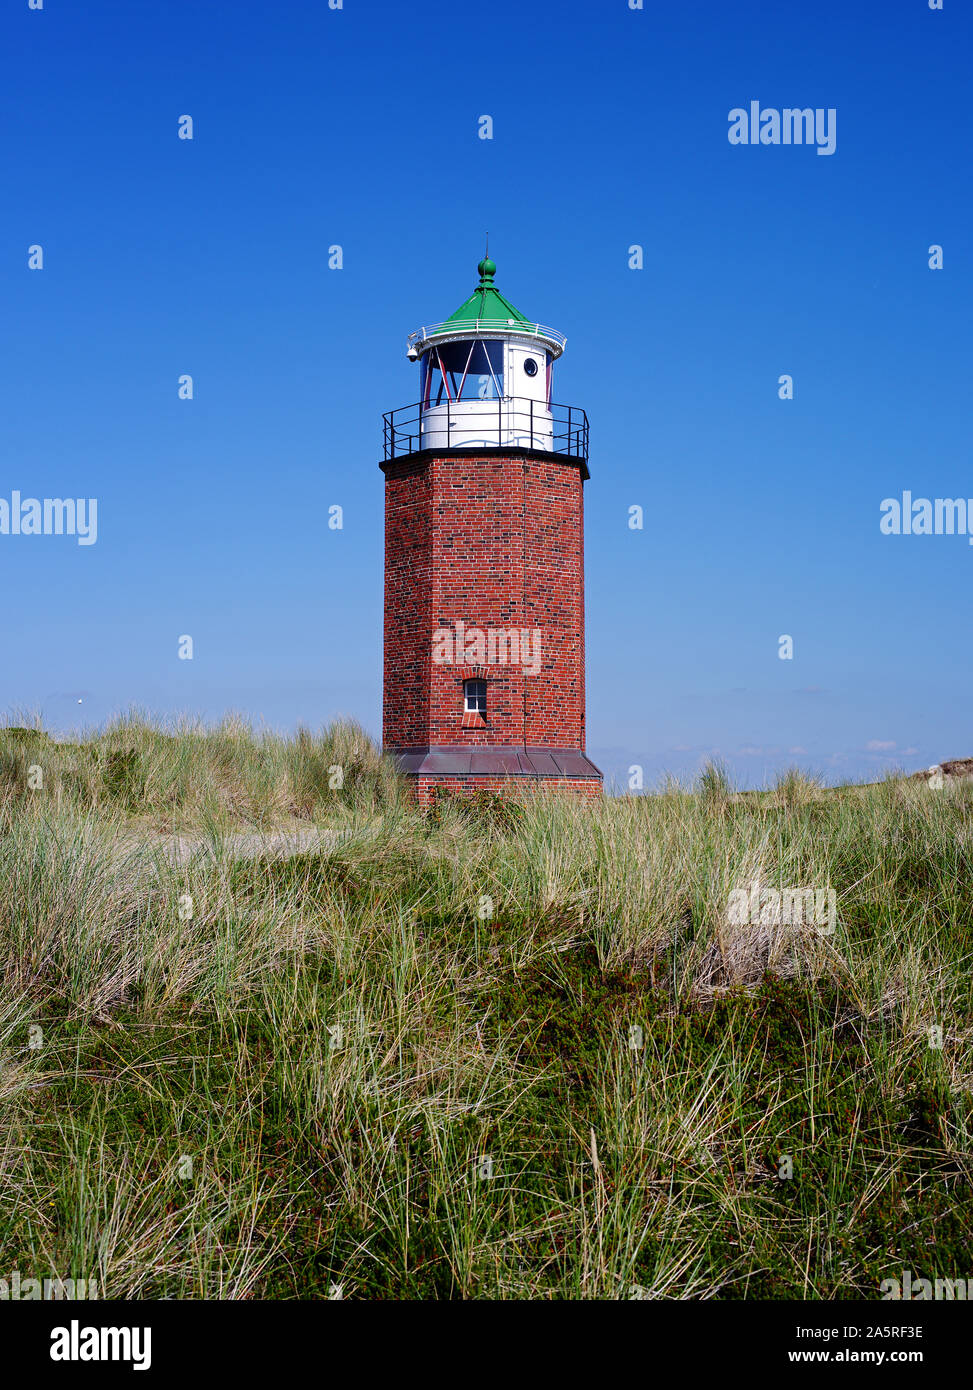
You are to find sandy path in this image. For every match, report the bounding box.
[110,826,342,873]
[160,828,335,866]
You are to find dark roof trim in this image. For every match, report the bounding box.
[380,447,590,481]
[386,745,603,780]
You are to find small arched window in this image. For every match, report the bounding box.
[464,679,486,714]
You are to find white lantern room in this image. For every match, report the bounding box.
[405,256,568,454]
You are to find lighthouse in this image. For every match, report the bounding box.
[381,253,602,804]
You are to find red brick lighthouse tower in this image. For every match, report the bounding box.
[381,254,602,804]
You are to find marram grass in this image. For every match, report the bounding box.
[0,720,970,1298]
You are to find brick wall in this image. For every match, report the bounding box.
[383,450,588,753]
[413,775,602,808]
[383,455,432,746]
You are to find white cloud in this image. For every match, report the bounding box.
[866,740,896,752]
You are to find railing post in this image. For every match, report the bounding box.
[530,397,533,450]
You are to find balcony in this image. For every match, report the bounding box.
[382,396,589,467]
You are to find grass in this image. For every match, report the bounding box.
[0,719,970,1299]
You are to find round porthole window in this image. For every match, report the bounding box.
[523,358,538,377]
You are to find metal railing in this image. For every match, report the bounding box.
[382,397,589,463]
[408,319,567,352]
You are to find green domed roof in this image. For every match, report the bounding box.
[409,253,567,358]
[436,256,532,334]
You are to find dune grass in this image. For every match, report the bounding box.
[0,720,970,1299]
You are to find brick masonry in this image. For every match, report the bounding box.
[382,448,602,799]
[414,774,603,808]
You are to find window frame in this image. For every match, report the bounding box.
[427,340,505,405]
[463,678,487,714]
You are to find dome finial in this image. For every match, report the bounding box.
[477,234,496,286]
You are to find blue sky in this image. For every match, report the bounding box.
[2,0,970,790]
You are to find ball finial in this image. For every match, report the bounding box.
[477,255,496,285]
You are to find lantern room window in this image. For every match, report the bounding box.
[424,340,504,405]
[464,679,487,714]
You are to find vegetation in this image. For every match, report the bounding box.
[0,719,970,1299]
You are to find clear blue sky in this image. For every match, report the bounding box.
[2,0,969,789]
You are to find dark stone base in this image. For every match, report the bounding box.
[387,745,603,781]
